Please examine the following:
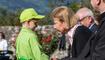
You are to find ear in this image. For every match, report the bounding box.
[96,0,101,5]
[88,16,93,23]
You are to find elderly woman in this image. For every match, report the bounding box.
[51,6,92,59]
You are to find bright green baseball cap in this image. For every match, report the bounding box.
[20,8,45,23]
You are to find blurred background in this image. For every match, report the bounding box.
[0,0,98,60]
[0,0,96,26]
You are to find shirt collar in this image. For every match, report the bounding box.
[89,23,95,29]
[100,10,105,14]
[21,27,35,33]
[0,39,4,42]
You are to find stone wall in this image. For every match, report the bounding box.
[0,25,61,60]
[0,26,20,40]
[0,25,58,40]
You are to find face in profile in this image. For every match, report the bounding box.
[81,16,93,27]
[29,20,38,31]
[90,0,98,10]
[53,18,66,34]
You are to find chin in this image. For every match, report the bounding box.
[32,28,35,31]
[60,31,65,34]
[93,7,99,12]
[30,28,35,31]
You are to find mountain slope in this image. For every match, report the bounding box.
[0,0,50,15]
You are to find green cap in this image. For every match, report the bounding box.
[20,8,45,23]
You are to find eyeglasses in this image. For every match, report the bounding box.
[80,16,88,21]
[31,20,38,26]
[31,20,38,22]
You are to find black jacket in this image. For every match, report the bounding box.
[71,25,92,57]
[61,12,105,60]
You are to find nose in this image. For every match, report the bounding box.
[34,22,38,27]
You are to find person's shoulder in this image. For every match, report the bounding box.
[29,32,36,36]
[76,25,89,31]
[21,30,35,36]
[2,39,7,42]
[27,32,37,39]
[75,25,92,34]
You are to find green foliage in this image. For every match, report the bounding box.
[0,0,99,26]
[38,11,54,26]
[70,1,82,12]
[0,8,22,26]
[68,0,91,13]
[0,7,53,26]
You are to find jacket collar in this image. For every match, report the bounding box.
[99,12,105,23]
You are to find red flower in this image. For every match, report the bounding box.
[48,35,50,38]
[51,58,56,60]
[51,58,53,60]
[41,40,45,43]
[46,35,50,42]
[46,38,50,42]
[12,40,15,45]
[54,30,56,33]
[46,30,48,33]
[15,22,19,26]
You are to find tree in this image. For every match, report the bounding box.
[0,8,22,26]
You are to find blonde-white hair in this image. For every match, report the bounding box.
[51,6,78,29]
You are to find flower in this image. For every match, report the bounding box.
[46,35,50,42]
[12,40,15,45]
[46,38,50,42]
[37,29,60,55]
[8,32,19,49]
[46,30,49,33]
[15,22,19,26]
[41,40,45,43]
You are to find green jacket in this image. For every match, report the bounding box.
[16,27,49,60]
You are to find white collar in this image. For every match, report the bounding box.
[100,10,105,14]
[0,39,5,41]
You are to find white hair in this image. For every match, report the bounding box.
[77,8,94,19]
